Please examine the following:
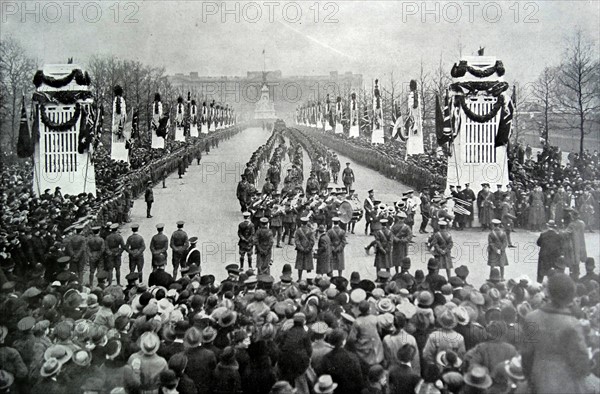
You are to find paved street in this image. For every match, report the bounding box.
[121,126,599,285]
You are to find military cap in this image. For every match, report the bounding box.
[57,256,71,264]
[147,181,152,185]
[439,220,448,226]
[377,271,391,280]
[1,281,15,292]
[397,211,407,219]
[56,271,73,283]
[225,264,240,274]
[332,217,340,222]
[156,223,165,229]
[257,274,274,284]
[311,321,329,335]
[368,189,374,193]
[242,211,251,217]
[131,223,140,230]
[110,223,119,230]
[17,316,36,331]
[380,219,388,224]
[300,217,309,223]
[176,221,185,227]
[91,226,101,232]
[244,276,257,285]
[96,271,109,280]
[125,273,139,282]
[260,217,269,224]
[491,219,501,225]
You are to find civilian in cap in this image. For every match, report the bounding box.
[127,332,167,392]
[388,344,421,394]
[145,181,154,218]
[294,217,315,281]
[255,217,274,275]
[86,226,105,287]
[168,353,196,394]
[311,322,333,370]
[383,314,421,376]
[150,223,169,270]
[125,223,146,283]
[521,273,593,393]
[327,217,346,277]
[536,219,562,283]
[170,221,189,280]
[277,312,312,385]
[314,329,363,393]
[488,219,509,281]
[148,257,174,289]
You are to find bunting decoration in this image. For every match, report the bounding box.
[17,96,34,158]
[316,101,323,130]
[324,95,333,131]
[190,99,199,137]
[495,90,514,147]
[209,101,216,132]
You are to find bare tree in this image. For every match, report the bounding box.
[0,36,36,151]
[555,28,600,155]
[532,67,557,144]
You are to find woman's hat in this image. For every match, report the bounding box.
[436,350,462,369]
[201,327,217,344]
[0,370,14,390]
[140,332,160,355]
[417,291,434,306]
[44,344,73,365]
[72,349,92,366]
[504,356,525,381]
[350,288,366,304]
[437,309,458,330]
[40,358,62,377]
[314,375,338,393]
[464,366,492,389]
[104,339,122,360]
[218,310,237,327]
[377,298,395,313]
[452,306,470,326]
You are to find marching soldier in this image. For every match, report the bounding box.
[330,154,341,184]
[255,217,274,275]
[150,223,169,269]
[342,162,355,194]
[391,212,412,275]
[105,223,126,285]
[125,223,146,283]
[185,237,202,271]
[294,217,315,280]
[65,225,87,284]
[145,181,154,218]
[327,217,346,277]
[237,175,250,212]
[282,201,297,246]
[306,172,320,195]
[238,212,255,269]
[86,226,105,287]
[364,189,376,235]
[262,178,274,196]
[429,220,453,279]
[170,221,189,280]
[488,219,508,281]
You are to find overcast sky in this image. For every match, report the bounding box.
[3,0,599,84]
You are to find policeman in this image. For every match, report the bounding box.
[125,223,146,283]
[170,221,189,280]
[255,217,274,275]
[105,223,125,285]
[185,237,201,271]
[148,257,173,288]
[86,226,105,287]
[150,223,169,270]
[145,181,154,218]
[238,212,255,269]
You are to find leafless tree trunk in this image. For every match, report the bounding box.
[532,67,557,145]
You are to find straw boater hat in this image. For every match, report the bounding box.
[314,375,338,393]
[464,366,493,389]
[44,344,73,365]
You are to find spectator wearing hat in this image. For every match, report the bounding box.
[463,366,492,393]
[362,364,387,394]
[31,357,64,394]
[536,220,562,282]
[422,308,465,366]
[149,258,174,289]
[93,295,116,329]
[105,223,126,285]
[150,224,169,270]
[316,329,364,394]
[183,327,217,394]
[463,320,518,373]
[310,321,333,371]
[242,339,277,394]
[521,273,596,393]
[488,219,509,281]
[86,226,105,287]
[125,223,146,283]
[294,217,315,281]
[388,344,421,394]
[168,353,197,394]
[213,346,242,394]
[255,217,274,275]
[0,325,27,381]
[354,300,384,367]
[580,257,600,285]
[64,225,88,284]
[315,225,332,276]
[489,355,528,394]
[127,332,168,393]
[29,320,52,380]
[269,380,295,394]
[158,369,179,394]
[382,313,421,375]
[276,312,312,387]
[424,259,448,293]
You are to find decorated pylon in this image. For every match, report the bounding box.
[335,96,343,134]
[371,79,384,144]
[174,96,185,141]
[151,93,167,149]
[190,99,198,137]
[111,85,129,162]
[316,101,323,130]
[349,92,359,138]
[201,101,209,134]
[405,79,424,157]
[324,95,333,132]
[209,101,216,132]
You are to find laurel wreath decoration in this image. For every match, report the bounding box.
[456,94,505,123]
[451,60,506,78]
[33,69,91,88]
[40,103,81,131]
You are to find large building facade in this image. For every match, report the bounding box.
[168,70,363,122]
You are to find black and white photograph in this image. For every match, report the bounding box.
[0,1,599,393]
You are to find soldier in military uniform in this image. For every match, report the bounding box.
[145,181,154,218]
[105,223,125,285]
[493,184,504,219]
[371,218,392,274]
[255,217,274,275]
[501,195,517,248]
[282,201,297,246]
[170,221,189,280]
[270,202,284,248]
[150,223,169,269]
[419,188,431,234]
[306,172,320,195]
[462,183,476,228]
[65,225,87,284]
[327,217,346,277]
[237,175,250,212]
[342,162,355,194]
[294,217,315,280]
[391,212,412,275]
[330,154,341,184]
[125,223,146,283]
[364,189,376,235]
[86,226,105,287]
[429,220,453,279]
[238,212,255,269]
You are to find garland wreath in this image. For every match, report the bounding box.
[451,60,505,79]
[40,102,81,131]
[33,90,93,105]
[449,81,509,97]
[456,94,505,124]
[33,69,91,89]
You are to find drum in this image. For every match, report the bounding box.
[339,199,364,224]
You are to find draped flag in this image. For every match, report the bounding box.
[17,95,34,157]
[112,85,126,142]
[406,80,424,155]
[436,90,455,145]
[495,90,514,147]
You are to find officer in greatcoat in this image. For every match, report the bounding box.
[65,225,88,284]
[316,225,332,275]
[170,221,189,279]
[254,217,274,275]
[145,181,154,218]
[105,223,125,285]
[327,217,346,277]
[294,217,315,280]
[150,223,169,270]
[487,219,509,281]
[86,226,105,287]
[125,223,146,283]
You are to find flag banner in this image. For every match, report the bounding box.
[406,80,424,156]
[371,79,384,144]
[17,96,34,157]
[349,93,359,138]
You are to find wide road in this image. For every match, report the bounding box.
[120,126,599,286]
